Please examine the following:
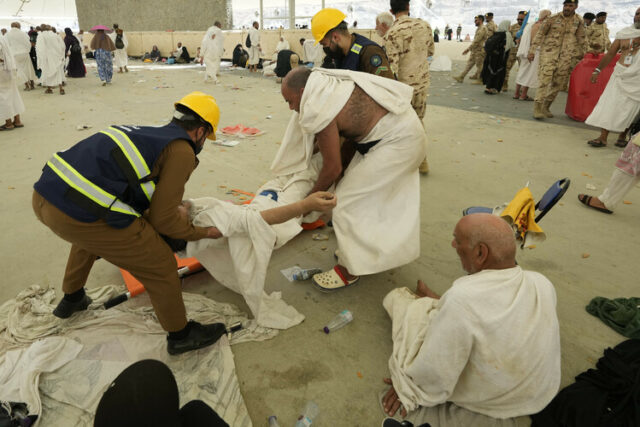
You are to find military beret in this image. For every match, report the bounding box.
[596,12,607,17]
[563,0,578,4]
[485,12,494,17]
[583,12,596,20]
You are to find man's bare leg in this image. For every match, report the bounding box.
[416,280,440,299]
[45,86,53,94]
[520,86,530,100]
[514,84,522,99]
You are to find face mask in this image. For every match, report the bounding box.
[193,127,207,155]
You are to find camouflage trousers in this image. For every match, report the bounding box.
[535,60,572,103]
[411,86,429,120]
[503,50,518,88]
[460,50,485,79]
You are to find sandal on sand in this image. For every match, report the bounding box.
[12,123,24,128]
[512,95,520,99]
[60,89,65,95]
[615,139,628,148]
[520,96,534,101]
[578,194,613,214]
[312,266,359,292]
[0,125,15,131]
[44,89,53,94]
[588,139,607,147]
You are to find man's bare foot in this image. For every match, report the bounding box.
[416,280,440,299]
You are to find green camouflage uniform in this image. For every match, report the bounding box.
[586,22,611,54]
[529,12,587,104]
[385,16,435,119]
[503,22,522,89]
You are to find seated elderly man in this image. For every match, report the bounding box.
[279,67,427,291]
[382,213,561,426]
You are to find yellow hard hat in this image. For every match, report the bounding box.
[311,8,347,44]
[175,91,220,140]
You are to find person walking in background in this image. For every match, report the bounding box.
[89,26,115,86]
[482,20,514,95]
[63,28,86,78]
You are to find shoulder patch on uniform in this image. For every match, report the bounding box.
[370,54,383,67]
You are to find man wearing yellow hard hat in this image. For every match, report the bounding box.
[311,8,394,79]
[31,91,336,355]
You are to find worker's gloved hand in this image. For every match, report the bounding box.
[301,191,337,214]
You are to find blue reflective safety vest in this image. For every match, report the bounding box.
[336,33,381,71]
[34,123,197,228]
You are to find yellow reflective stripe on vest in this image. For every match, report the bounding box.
[47,154,141,217]
[100,127,156,201]
[350,43,362,54]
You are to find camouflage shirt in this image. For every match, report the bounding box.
[470,25,489,52]
[586,22,611,53]
[384,15,435,88]
[486,21,498,37]
[529,12,587,65]
[509,23,521,40]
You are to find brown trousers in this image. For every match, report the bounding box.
[32,191,187,332]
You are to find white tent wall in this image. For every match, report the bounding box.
[0,0,78,31]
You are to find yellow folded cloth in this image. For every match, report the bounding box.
[500,187,545,248]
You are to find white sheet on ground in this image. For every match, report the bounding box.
[430,56,452,72]
[0,285,272,426]
[383,267,560,419]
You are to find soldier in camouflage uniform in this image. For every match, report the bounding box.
[503,11,525,92]
[385,0,435,173]
[586,12,611,54]
[528,0,587,120]
[454,15,489,83]
[485,12,498,37]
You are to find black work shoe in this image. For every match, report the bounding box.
[53,295,93,319]
[166,321,226,355]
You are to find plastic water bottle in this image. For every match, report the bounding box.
[294,401,319,426]
[268,415,280,427]
[323,310,353,334]
[292,268,322,281]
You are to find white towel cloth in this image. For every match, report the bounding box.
[516,23,539,88]
[186,196,310,330]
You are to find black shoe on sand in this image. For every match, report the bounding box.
[167,321,226,355]
[53,295,93,319]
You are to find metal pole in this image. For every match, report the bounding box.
[289,0,295,29]
[260,0,264,29]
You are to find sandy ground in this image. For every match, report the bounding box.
[1,40,638,425]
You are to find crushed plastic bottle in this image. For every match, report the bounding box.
[292,268,322,281]
[323,310,353,334]
[294,401,319,426]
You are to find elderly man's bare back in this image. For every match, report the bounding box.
[335,85,388,141]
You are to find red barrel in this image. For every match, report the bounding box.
[566,53,620,122]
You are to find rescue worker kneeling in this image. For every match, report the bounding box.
[32,92,336,355]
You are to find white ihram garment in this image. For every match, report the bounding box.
[35,30,65,86]
[585,44,640,132]
[276,68,425,275]
[110,32,128,67]
[5,28,36,85]
[248,28,261,65]
[202,27,224,81]
[515,23,539,88]
[384,267,561,426]
[0,36,25,121]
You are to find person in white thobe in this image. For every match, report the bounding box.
[382,213,561,427]
[247,21,261,72]
[272,36,290,60]
[585,21,640,147]
[35,25,65,94]
[5,23,36,90]
[0,34,25,129]
[201,22,224,83]
[514,10,551,100]
[110,29,128,72]
[278,67,426,291]
[301,38,324,67]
